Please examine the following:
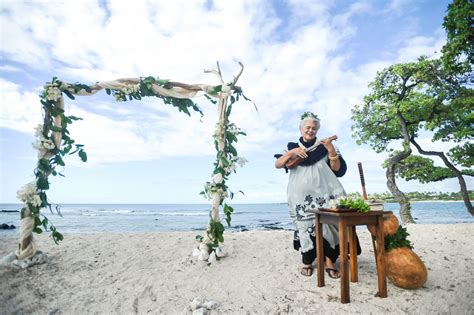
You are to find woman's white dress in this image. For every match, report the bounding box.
[287,155,346,254]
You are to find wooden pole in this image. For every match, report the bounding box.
[357,162,368,200]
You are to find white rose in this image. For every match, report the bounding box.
[213,173,223,184]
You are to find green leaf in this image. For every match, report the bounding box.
[385,226,413,251]
[63,89,75,100]
[226,131,238,143]
[204,94,217,104]
[42,218,49,230]
[33,227,43,234]
[55,155,65,166]
[68,115,83,121]
[50,125,63,132]
[227,144,238,156]
[34,216,42,226]
[226,103,233,116]
[36,177,50,190]
[78,150,88,162]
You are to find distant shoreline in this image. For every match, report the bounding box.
[0,200,469,206]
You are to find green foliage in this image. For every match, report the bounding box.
[352,56,472,199]
[385,225,413,251]
[208,219,225,249]
[24,77,90,243]
[202,87,252,249]
[109,76,205,117]
[355,190,474,202]
[223,203,234,226]
[395,155,457,183]
[448,142,474,168]
[337,197,370,213]
[441,0,474,73]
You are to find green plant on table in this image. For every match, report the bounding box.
[337,197,370,213]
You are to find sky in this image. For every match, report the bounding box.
[0,0,471,204]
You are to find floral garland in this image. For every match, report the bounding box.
[17,77,88,244]
[199,91,248,250]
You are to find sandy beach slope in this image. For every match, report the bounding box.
[1,223,473,314]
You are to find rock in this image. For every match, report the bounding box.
[192,248,201,257]
[192,309,206,315]
[199,243,209,252]
[197,250,209,261]
[208,251,217,263]
[5,251,49,269]
[189,297,216,314]
[190,297,204,311]
[202,300,217,310]
[0,223,15,229]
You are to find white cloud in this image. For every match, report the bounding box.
[0,65,23,73]
[0,79,42,133]
[396,30,445,62]
[2,0,468,203]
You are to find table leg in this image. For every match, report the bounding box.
[339,220,349,303]
[316,214,325,287]
[375,215,387,298]
[349,226,358,282]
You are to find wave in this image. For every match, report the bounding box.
[156,212,208,217]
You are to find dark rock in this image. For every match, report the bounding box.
[0,223,16,229]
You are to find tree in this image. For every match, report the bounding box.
[352,57,473,223]
[441,0,473,75]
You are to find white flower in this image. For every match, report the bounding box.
[43,139,55,150]
[226,162,238,174]
[122,84,140,94]
[17,181,42,207]
[237,157,248,167]
[32,124,56,153]
[213,173,223,184]
[213,122,225,140]
[34,124,44,137]
[46,86,61,101]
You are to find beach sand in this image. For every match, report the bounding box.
[1,223,473,314]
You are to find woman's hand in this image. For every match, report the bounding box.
[275,147,307,169]
[290,147,308,159]
[321,136,340,171]
[320,136,337,156]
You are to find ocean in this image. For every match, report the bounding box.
[0,202,473,235]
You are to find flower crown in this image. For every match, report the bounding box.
[301,111,319,121]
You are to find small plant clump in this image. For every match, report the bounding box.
[385,225,413,251]
[337,197,370,213]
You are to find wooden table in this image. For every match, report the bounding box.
[310,208,388,303]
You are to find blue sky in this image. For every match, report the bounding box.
[1,0,471,204]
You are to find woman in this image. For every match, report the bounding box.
[275,112,351,278]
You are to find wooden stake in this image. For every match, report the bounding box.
[357,162,368,200]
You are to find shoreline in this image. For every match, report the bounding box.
[1,224,473,314]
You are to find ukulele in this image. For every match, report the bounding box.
[285,135,338,169]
